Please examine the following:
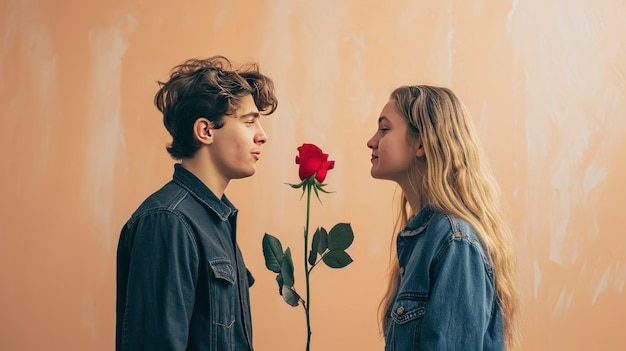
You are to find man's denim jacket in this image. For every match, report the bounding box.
[384,206,504,351]
[116,164,254,351]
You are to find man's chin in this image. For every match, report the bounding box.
[234,169,256,180]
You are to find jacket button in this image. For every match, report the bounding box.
[396,306,405,316]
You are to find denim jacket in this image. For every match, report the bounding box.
[384,206,504,351]
[116,164,254,351]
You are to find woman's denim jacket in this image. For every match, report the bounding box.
[384,206,504,351]
[116,164,254,350]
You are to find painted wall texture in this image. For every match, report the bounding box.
[1,0,625,350]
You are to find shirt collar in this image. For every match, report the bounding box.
[172,164,238,221]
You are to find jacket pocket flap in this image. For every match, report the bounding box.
[209,259,236,285]
[391,297,427,325]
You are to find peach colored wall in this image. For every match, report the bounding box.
[1,0,625,350]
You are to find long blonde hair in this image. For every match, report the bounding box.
[378,85,521,349]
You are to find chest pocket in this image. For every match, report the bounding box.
[385,294,428,351]
[208,258,237,328]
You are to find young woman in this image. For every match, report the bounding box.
[367,85,520,350]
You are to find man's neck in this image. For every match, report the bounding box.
[180,155,228,198]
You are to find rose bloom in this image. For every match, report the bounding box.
[295,143,335,182]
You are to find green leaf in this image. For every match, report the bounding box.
[317,227,328,254]
[281,285,301,307]
[309,227,327,265]
[275,275,300,307]
[322,250,353,268]
[327,223,354,251]
[308,249,317,266]
[276,273,284,294]
[281,248,295,287]
[262,233,284,273]
[310,229,320,265]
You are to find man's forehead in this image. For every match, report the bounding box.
[235,95,260,117]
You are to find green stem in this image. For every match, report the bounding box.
[308,255,325,274]
[304,183,312,351]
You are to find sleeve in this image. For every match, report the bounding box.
[419,238,494,350]
[119,211,199,351]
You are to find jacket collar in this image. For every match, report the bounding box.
[172,164,238,221]
[399,205,435,237]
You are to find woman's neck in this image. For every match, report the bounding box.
[399,184,423,218]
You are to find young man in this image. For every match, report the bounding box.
[116,56,278,351]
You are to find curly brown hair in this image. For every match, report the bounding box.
[154,56,278,159]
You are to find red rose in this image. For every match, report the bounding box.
[295,143,335,182]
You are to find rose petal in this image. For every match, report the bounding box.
[315,161,335,182]
[315,168,328,183]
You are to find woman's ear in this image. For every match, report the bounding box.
[193,117,214,145]
[415,139,425,158]
[415,144,425,158]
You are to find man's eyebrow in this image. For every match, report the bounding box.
[239,111,260,118]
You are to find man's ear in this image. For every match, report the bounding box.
[193,117,214,145]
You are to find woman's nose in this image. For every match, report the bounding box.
[367,136,376,149]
